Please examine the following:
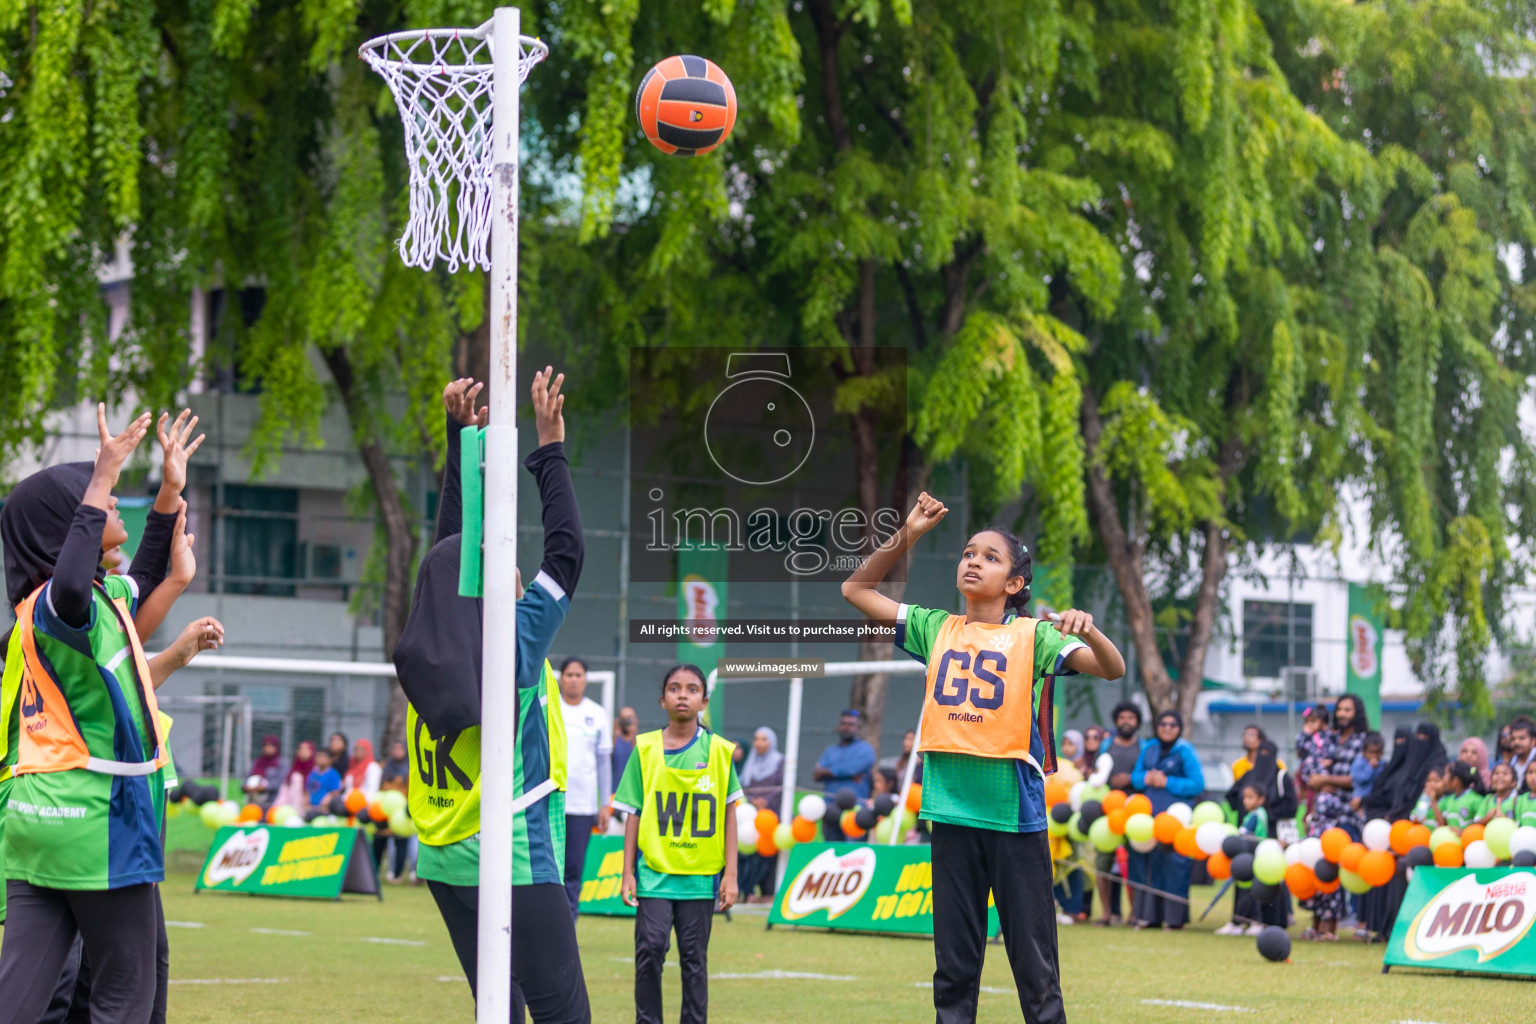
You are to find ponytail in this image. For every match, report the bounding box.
[983,526,1032,613]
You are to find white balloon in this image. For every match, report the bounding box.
[1509,826,1536,859]
[798,794,827,822]
[1069,781,1086,811]
[1284,842,1303,867]
[1166,802,1193,826]
[1464,839,1498,869]
[1195,821,1227,857]
[1255,838,1283,862]
[1362,818,1393,852]
[1298,837,1324,867]
[736,802,758,830]
[1130,836,1158,853]
[738,822,759,849]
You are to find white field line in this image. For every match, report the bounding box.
[249,927,309,936]
[360,936,426,946]
[713,970,856,981]
[1141,999,1253,1013]
[438,976,467,982]
[914,982,1013,996]
[164,920,205,929]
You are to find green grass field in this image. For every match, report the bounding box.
[131,868,1532,1024]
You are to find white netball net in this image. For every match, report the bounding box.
[360,24,548,272]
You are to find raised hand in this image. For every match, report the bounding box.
[156,409,205,499]
[168,500,197,585]
[172,616,224,669]
[444,378,488,428]
[531,366,565,446]
[904,492,948,537]
[1053,608,1095,638]
[94,404,152,486]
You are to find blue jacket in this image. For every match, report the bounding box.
[1132,738,1205,813]
[818,737,878,799]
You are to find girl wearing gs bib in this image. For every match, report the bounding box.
[843,493,1125,1024]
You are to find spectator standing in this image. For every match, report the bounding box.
[1458,737,1492,793]
[1090,703,1143,925]
[1360,723,1446,940]
[1495,723,1515,773]
[1130,710,1205,930]
[307,749,342,809]
[1500,719,1534,786]
[1232,725,1284,780]
[1349,732,1386,813]
[344,739,380,799]
[613,706,639,791]
[327,731,351,778]
[1302,694,1369,940]
[814,710,876,840]
[375,740,414,883]
[557,656,613,919]
[1078,726,1105,776]
[738,727,785,902]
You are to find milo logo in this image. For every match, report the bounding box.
[1404,872,1536,962]
[779,847,875,921]
[203,828,270,888]
[1348,614,1380,680]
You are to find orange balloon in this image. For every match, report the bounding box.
[1315,877,1341,893]
[1101,790,1128,814]
[1174,826,1200,858]
[1359,850,1396,888]
[1340,842,1368,874]
[1285,863,1318,899]
[1044,778,1069,807]
[1460,823,1485,847]
[345,789,367,814]
[755,809,779,836]
[1389,820,1415,856]
[1433,842,1464,868]
[756,832,778,858]
[1153,813,1182,845]
[238,804,263,823]
[1320,827,1351,863]
[1208,852,1232,880]
[368,800,386,822]
[906,785,923,813]
[1406,824,1432,850]
[841,809,866,839]
[791,816,817,843]
[266,806,282,824]
[1124,794,1154,818]
[1107,809,1130,836]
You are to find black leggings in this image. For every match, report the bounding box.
[373,833,411,878]
[426,881,590,1024]
[38,886,169,1024]
[0,881,159,1024]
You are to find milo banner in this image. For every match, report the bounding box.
[195,825,380,900]
[769,842,999,937]
[1384,867,1536,978]
[577,834,636,917]
[1345,582,1386,727]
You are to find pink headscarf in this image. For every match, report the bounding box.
[1459,737,1491,790]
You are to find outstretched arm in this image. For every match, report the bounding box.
[436,379,487,546]
[1056,610,1126,681]
[841,492,948,621]
[134,501,196,641]
[147,616,224,689]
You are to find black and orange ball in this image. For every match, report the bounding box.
[635,55,737,156]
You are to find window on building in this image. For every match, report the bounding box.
[1243,600,1313,679]
[221,484,298,596]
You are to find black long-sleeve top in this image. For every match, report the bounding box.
[50,504,177,630]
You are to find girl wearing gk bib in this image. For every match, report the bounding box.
[842,494,1125,1024]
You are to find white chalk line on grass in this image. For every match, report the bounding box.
[1398,1020,1468,1024]
[438,976,467,983]
[163,921,205,929]
[169,978,286,986]
[1141,999,1253,1013]
[914,982,1014,996]
[249,927,309,937]
[713,970,856,981]
[360,936,426,947]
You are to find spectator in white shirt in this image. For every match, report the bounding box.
[557,656,613,919]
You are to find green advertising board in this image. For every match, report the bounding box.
[195,825,380,900]
[578,834,636,917]
[769,842,999,937]
[1384,867,1536,978]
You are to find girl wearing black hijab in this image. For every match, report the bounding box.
[1359,723,1449,941]
[1129,710,1205,929]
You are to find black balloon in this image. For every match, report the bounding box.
[167,785,185,804]
[823,804,844,827]
[1050,803,1073,825]
[354,807,372,824]
[328,794,348,817]
[1244,835,1264,855]
[1252,881,1282,905]
[835,788,858,810]
[1256,925,1291,962]
[1314,858,1339,883]
[1405,846,1434,868]
[303,807,324,822]
[873,794,897,817]
[854,806,877,830]
[1512,850,1536,868]
[197,784,220,805]
[1222,834,1247,859]
[1230,852,1255,883]
[1078,800,1103,827]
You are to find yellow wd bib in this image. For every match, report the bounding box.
[636,729,736,876]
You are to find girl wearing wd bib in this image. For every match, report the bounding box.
[615,665,742,1024]
[842,494,1125,1024]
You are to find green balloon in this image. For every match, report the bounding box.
[1429,826,1460,852]
[1340,867,1372,895]
[1089,814,1120,853]
[1047,814,1070,838]
[215,801,240,827]
[1124,813,1154,844]
[1083,785,1110,804]
[389,809,417,837]
[900,809,918,832]
[269,804,295,826]
[774,822,796,850]
[165,799,183,820]
[1253,847,1287,886]
[1067,812,1088,843]
[872,818,894,844]
[379,790,408,817]
[1191,801,1225,827]
[199,801,222,829]
[1485,816,1517,860]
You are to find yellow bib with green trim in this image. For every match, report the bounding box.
[544,661,567,793]
[636,729,736,876]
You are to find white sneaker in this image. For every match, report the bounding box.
[1055,912,1075,925]
[1214,922,1245,936]
[1245,923,1267,936]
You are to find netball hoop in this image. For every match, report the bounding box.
[361,10,544,1024]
